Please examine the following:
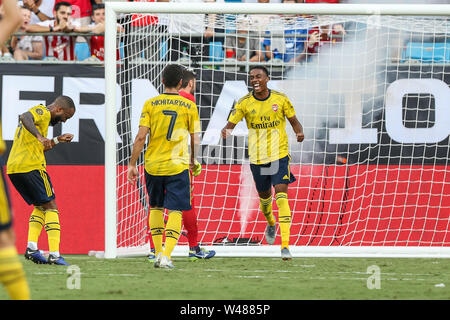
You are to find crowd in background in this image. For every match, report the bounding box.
[0,0,343,63]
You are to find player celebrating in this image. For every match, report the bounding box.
[221,66,304,260]
[128,64,201,269]
[0,0,30,300]
[7,96,76,266]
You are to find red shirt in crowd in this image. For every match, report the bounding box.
[306,26,342,54]
[128,0,159,27]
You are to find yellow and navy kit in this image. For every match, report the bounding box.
[7,105,51,174]
[228,90,296,165]
[139,93,201,176]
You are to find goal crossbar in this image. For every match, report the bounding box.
[104,2,450,259]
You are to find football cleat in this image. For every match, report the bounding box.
[24,248,48,264]
[148,248,156,263]
[159,255,175,269]
[47,254,70,266]
[154,252,162,268]
[188,248,216,261]
[281,247,292,261]
[265,224,276,245]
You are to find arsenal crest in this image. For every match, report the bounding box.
[272,104,279,112]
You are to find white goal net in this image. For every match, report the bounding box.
[105,2,450,258]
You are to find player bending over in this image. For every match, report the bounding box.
[7,96,76,266]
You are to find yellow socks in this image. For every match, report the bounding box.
[275,193,292,249]
[149,208,164,256]
[163,211,183,259]
[259,195,275,227]
[44,209,60,255]
[27,206,45,249]
[0,246,30,300]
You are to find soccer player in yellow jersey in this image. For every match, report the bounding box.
[128,64,201,269]
[7,96,75,266]
[221,66,304,260]
[0,0,30,300]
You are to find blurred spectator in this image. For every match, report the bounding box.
[20,0,54,24]
[167,0,224,63]
[54,0,102,27]
[303,23,345,58]
[224,18,264,62]
[125,0,167,62]
[87,3,122,61]
[26,1,97,61]
[11,6,43,60]
[263,0,308,63]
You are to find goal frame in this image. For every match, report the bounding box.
[104,2,450,259]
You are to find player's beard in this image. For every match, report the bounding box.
[50,115,62,126]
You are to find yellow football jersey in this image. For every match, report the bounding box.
[228,90,296,165]
[139,93,201,176]
[7,105,51,174]
[0,124,6,155]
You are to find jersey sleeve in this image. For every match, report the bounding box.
[139,101,151,128]
[188,104,201,134]
[283,97,296,119]
[29,105,50,125]
[228,100,245,124]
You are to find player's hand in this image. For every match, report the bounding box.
[296,132,304,142]
[58,133,74,143]
[307,31,320,48]
[221,127,231,140]
[38,136,53,149]
[191,160,202,177]
[127,165,138,185]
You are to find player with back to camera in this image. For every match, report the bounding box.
[7,96,76,266]
[221,66,304,260]
[128,64,201,269]
[147,68,216,262]
[0,0,30,300]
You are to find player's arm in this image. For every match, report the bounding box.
[127,126,150,184]
[19,111,52,149]
[0,0,22,45]
[287,115,304,142]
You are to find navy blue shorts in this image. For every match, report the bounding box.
[8,170,55,206]
[0,165,13,231]
[250,155,296,193]
[144,169,191,211]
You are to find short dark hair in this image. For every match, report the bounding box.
[54,1,72,12]
[92,3,105,13]
[162,64,184,89]
[249,65,269,77]
[55,95,76,111]
[181,68,196,89]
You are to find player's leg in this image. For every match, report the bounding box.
[144,171,166,263]
[0,168,30,300]
[160,170,192,268]
[272,156,296,260]
[250,163,277,244]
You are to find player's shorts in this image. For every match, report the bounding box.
[8,169,55,206]
[250,155,296,193]
[144,169,191,211]
[0,165,13,231]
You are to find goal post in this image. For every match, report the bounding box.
[104,2,450,258]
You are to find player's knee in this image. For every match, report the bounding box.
[41,200,58,211]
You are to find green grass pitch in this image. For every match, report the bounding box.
[1,255,450,300]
